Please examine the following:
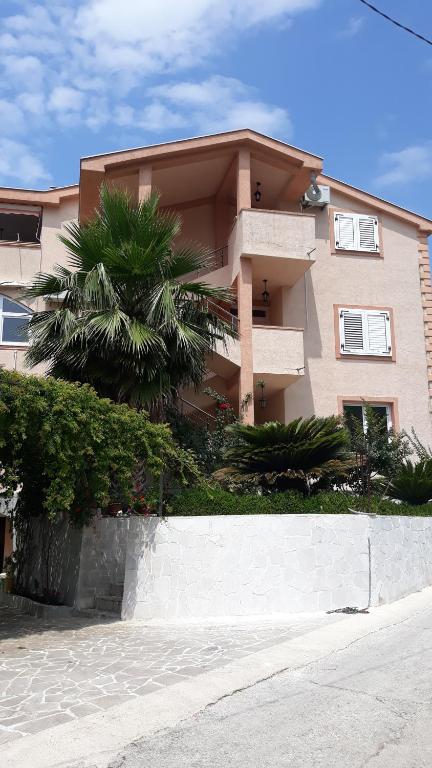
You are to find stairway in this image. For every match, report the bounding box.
[94,582,124,617]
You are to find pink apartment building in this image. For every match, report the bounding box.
[0,129,431,466]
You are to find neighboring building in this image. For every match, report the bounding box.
[0,129,431,452]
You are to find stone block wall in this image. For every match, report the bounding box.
[75,517,130,609]
[122,514,432,621]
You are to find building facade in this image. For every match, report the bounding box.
[0,129,431,450]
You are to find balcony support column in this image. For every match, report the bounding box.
[238,257,254,424]
[236,149,251,215]
[138,165,152,201]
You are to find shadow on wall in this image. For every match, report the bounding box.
[18,515,82,606]
[284,268,322,421]
[75,517,131,610]
[122,515,161,620]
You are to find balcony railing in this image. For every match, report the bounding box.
[206,299,239,332]
[177,397,217,429]
[195,245,227,278]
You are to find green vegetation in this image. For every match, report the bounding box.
[24,186,235,412]
[214,416,352,493]
[0,369,200,598]
[386,459,432,506]
[170,486,432,517]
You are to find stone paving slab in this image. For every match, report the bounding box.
[0,605,341,744]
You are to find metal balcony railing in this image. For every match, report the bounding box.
[206,299,239,332]
[195,245,227,278]
[177,397,217,429]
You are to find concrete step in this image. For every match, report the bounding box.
[95,595,122,614]
[109,583,124,598]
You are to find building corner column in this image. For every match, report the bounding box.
[419,233,432,418]
[236,149,251,215]
[138,165,152,202]
[238,257,254,424]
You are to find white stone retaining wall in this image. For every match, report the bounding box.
[122,514,432,621]
[75,517,130,609]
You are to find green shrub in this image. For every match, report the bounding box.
[169,486,432,517]
[386,459,432,505]
[215,417,352,493]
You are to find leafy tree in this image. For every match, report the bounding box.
[345,404,410,500]
[215,416,352,493]
[386,459,432,506]
[24,186,235,413]
[0,370,199,593]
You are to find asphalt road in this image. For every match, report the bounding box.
[110,603,432,768]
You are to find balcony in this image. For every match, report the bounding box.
[211,320,304,392]
[253,325,304,391]
[0,243,41,286]
[229,208,316,287]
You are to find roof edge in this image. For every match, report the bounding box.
[80,129,323,166]
[321,173,432,232]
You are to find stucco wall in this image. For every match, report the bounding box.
[122,514,432,621]
[282,192,432,444]
[75,517,130,609]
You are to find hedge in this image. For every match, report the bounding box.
[169,487,432,517]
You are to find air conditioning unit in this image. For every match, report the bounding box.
[302,184,330,208]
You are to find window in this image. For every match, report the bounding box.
[343,403,393,433]
[0,296,32,345]
[339,308,392,357]
[0,211,41,244]
[334,212,379,253]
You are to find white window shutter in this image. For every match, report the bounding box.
[334,213,356,250]
[340,309,364,354]
[334,212,380,252]
[358,215,379,252]
[365,311,391,355]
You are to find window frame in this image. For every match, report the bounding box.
[338,396,399,433]
[0,295,32,347]
[329,207,383,257]
[343,402,393,433]
[334,304,396,362]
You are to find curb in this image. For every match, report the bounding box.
[4,585,432,768]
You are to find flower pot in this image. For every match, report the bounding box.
[105,502,123,516]
[4,575,14,594]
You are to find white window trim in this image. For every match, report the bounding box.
[0,295,32,346]
[344,402,393,433]
[334,212,380,253]
[339,308,392,357]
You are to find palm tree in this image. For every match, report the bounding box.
[215,417,352,492]
[24,187,235,413]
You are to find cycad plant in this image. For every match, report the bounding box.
[24,187,235,413]
[215,416,352,493]
[386,459,432,505]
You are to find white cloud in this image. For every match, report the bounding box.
[0,100,25,135]
[150,76,293,138]
[0,139,51,186]
[337,16,364,38]
[0,0,321,185]
[48,86,86,113]
[374,144,432,187]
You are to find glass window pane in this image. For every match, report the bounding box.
[344,405,364,433]
[2,316,30,343]
[371,405,390,431]
[2,297,31,314]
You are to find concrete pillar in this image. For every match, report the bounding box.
[237,149,251,215]
[138,165,152,202]
[238,258,254,424]
[79,169,106,223]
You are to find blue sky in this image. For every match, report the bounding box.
[1,0,431,217]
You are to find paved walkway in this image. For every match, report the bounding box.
[0,606,339,746]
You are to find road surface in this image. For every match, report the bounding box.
[110,602,432,768]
